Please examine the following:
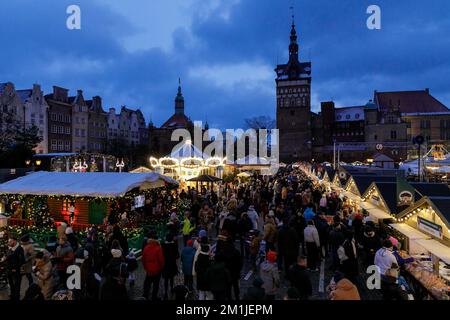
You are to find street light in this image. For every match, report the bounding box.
[35,160,42,166]
[25,160,31,166]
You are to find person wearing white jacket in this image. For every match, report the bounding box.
[304,220,320,271]
[374,240,397,276]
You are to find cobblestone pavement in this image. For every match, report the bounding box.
[0,238,381,301]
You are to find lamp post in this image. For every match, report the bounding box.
[116,158,125,173]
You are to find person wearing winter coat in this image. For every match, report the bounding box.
[142,233,165,300]
[277,219,300,274]
[287,256,312,300]
[22,283,45,301]
[243,276,265,300]
[55,238,75,285]
[108,225,129,256]
[182,212,196,245]
[328,222,345,271]
[374,240,398,276]
[360,225,381,267]
[263,217,277,252]
[259,251,280,300]
[246,205,259,230]
[337,231,359,284]
[57,222,68,241]
[205,253,232,300]
[381,267,410,300]
[33,250,56,300]
[20,234,35,286]
[327,272,360,300]
[99,249,129,301]
[221,239,243,300]
[181,240,196,291]
[162,234,180,300]
[303,220,320,271]
[5,235,25,301]
[65,227,79,252]
[193,243,213,300]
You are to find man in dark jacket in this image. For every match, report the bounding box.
[287,256,312,300]
[328,222,345,271]
[277,219,300,274]
[6,235,25,300]
[206,253,231,300]
[221,240,243,300]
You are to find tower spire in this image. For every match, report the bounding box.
[175,78,185,115]
[288,5,299,64]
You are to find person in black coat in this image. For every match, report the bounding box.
[243,276,265,300]
[161,234,180,300]
[277,219,300,274]
[328,222,345,271]
[220,239,243,300]
[5,235,25,300]
[381,268,409,301]
[287,256,312,300]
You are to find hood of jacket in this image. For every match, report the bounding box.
[261,260,277,273]
[336,278,356,291]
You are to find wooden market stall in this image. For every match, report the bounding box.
[0,171,178,229]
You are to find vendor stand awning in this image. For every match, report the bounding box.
[389,223,431,240]
[0,171,178,198]
[130,166,152,173]
[360,201,393,221]
[415,239,450,265]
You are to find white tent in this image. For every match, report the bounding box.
[234,155,271,166]
[0,171,178,197]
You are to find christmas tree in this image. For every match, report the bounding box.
[31,199,53,228]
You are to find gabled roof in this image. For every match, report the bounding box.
[363,182,398,214]
[335,106,365,122]
[374,153,394,162]
[323,166,335,181]
[397,196,450,228]
[347,175,396,196]
[16,89,32,103]
[169,141,206,159]
[375,90,449,113]
[161,113,192,129]
[410,183,450,198]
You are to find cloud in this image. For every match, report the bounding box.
[1,0,449,131]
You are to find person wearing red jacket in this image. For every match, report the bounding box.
[142,232,165,300]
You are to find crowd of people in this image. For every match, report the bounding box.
[0,164,415,301]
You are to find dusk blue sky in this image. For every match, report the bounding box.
[1,0,449,129]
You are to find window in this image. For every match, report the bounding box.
[75,128,80,137]
[58,114,63,122]
[420,120,431,129]
[65,140,71,151]
[58,140,64,151]
[81,129,85,137]
[374,134,378,141]
[355,113,360,119]
[51,113,57,121]
[346,114,351,120]
[65,127,70,135]
[51,125,57,134]
[51,140,57,150]
[391,130,397,139]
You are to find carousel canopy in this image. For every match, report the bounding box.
[170,141,207,159]
[0,171,178,197]
[187,174,222,182]
[130,166,153,173]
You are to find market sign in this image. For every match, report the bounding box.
[371,195,380,206]
[417,216,443,239]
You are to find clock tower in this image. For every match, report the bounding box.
[275,19,312,162]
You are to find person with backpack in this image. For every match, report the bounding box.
[193,241,213,300]
[337,230,358,284]
[206,253,232,300]
[100,248,129,300]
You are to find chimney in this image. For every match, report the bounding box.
[77,89,83,95]
[93,96,102,109]
[425,88,430,94]
[52,86,69,102]
[109,107,116,114]
[32,84,41,92]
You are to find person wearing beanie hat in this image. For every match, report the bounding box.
[259,251,280,300]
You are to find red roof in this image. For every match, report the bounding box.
[161,113,192,129]
[375,90,449,113]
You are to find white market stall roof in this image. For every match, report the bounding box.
[389,223,431,240]
[360,200,393,220]
[0,171,178,198]
[130,166,153,173]
[169,141,207,159]
[234,155,271,166]
[415,239,450,265]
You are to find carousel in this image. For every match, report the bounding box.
[149,140,226,184]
